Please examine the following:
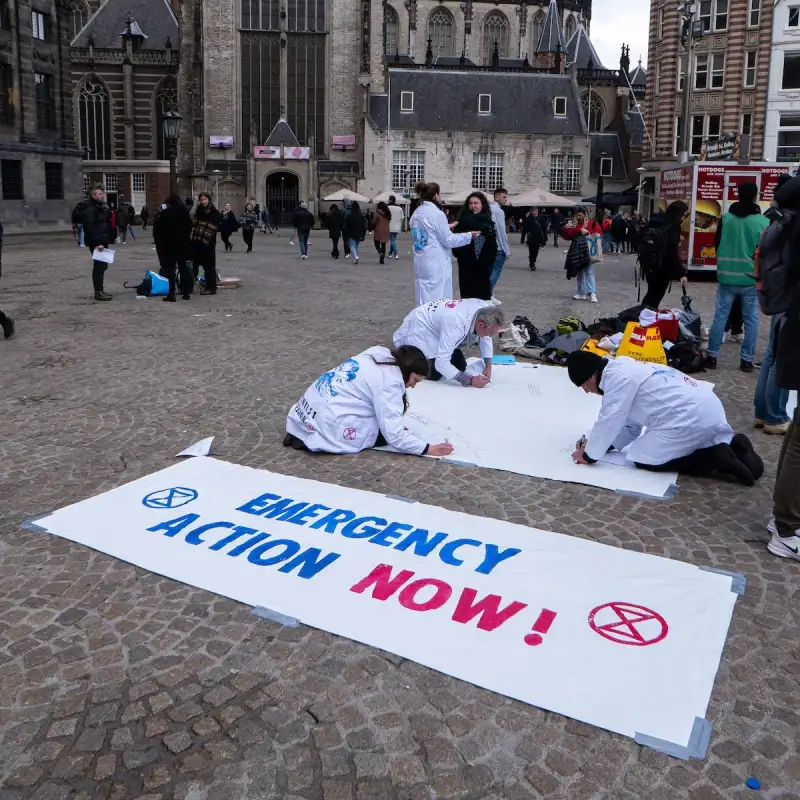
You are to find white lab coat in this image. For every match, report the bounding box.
[585,357,733,466]
[393,298,496,382]
[410,201,472,305]
[286,346,427,455]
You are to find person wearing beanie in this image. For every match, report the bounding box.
[567,352,763,485]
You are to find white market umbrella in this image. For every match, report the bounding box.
[509,188,577,207]
[442,187,487,204]
[372,190,410,205]
[322,188,371,203]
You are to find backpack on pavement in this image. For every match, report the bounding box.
[752,210,795,315]
[124,270,170,297]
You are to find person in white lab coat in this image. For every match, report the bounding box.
[393,299,504,387]
[410,182,480,305]
[566,351,764,485]
[285,345,454,457]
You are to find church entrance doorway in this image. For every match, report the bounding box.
[266,172,299,225]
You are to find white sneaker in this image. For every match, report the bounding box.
[395,254,400,259]
[767,524,800,561]
[588,293,598,303]
[302,254,307,260]
[345,253,350,259]
[354,258,359,264]
[573,293,587,301]
[731,333,744,343]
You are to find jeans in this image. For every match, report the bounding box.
[754,314,790,425]
[298,232,309,256]
[576,265,596,295]
[117,226,127,243]
[348,238,359,260]
[389,232,398,257]
[289,229,296,245]
[602,232,613,253]
[489,252,506,291]
[77,224,84,246]
[707,284,759,362]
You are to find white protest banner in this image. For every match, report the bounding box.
[33,457,739,757]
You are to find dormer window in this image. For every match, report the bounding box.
[599,157,613,177]
[478,94,491,114]
[553,96,567,117]
[400,91,414,112]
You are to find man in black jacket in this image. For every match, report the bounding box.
[154,194,194,301]
[292,202,315,259]
[72,184,114,300]
[0,220,13,339]
[640,201,689,309]
[521,208,545,271]
[549,208,564,247]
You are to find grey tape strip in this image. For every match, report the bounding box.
[699,566,746,596]
[614,487,673,501]
[384,494,417,504]
[634,717,711,761]
[251,606,299,627]
[441,458,478,468]
[21,514,52,533]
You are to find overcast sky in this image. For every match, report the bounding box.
[590,0,650,72]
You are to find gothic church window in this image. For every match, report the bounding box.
[78,76,111,160]
[70,0,89,40]
[564,14,576,41]
[428,8,454,57]
[532,11,546,49]
[582,92,604,132]
[482,11,508,65]
[385,4,398,54]
[154,77,178,159]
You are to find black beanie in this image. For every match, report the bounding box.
[567,351,606,387]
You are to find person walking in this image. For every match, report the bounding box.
[0,221,13,339]
[371,201,391,264]
[260,208,268,233]
[239,203,259,253]
[140,206,149,231]
[190,192,222,296]
[561,207,602,303]
[452,191,496,300]
[521,207,545,271]
[72,184,114,301]
[115,204,129,244]
[639,200,689,310]
[488,188,511,294]
[327,204,343,258]
[409,181,477,304]
[219,203,238,252]
[291,201,315,259]
[388,196,405,259]
[550,207,564,247]
[344,201,367,264]
[704,182,769,372]
[154,193,194,302]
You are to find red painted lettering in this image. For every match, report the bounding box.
[398,578,453,612]
[349,563,415,600]
[451,588,528,631]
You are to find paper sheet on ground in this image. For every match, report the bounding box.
[380,362,678,497]
[33,457,739,755]
[176,437,214,458]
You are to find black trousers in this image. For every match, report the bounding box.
[635,443,727,476]
[527,243,540,268]
[90,248,108,291]
[374,240,386,261]
[552,232,559,246]
[192,244,217,292]
[725,298,743,335]
[428,349,468,381]
[331,235,340,258]
[242,228,255,250]
[343,238,351,256]
[641,273,671,310]
[220,232,231,251]
[159,254,194,297]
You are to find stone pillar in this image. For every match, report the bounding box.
[122,51,135,158]
[15,0,36,142]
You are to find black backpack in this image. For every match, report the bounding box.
[667,341,706,374]
[565,236,590,279]
[637,225,668,280]
[754,210,795,315]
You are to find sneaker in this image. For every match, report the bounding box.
[573,293,587,301]
[753,418,766,429]
[345,253,350,259]
[163,294,176,303]
[703,355,717,370]
[1,315,15,339]
[740,359,755,373]
[764,421,790,435]
[94,291,113,301]
[395,254,400,259]
[730,433,764,481]
[354,258,359,264]
[767,528,800,561]
[588,293,598,303]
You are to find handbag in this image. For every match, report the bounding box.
[588,233,604,264]
[565,236,591,279]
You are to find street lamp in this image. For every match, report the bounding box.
[594,151,608,223]
[161,110,183,194]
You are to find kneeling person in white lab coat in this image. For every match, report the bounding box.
[284,345,454,457]
[566,351,764,485]
[393,299,504,388]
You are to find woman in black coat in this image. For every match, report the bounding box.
[452,192,497,300]
[153,194,194,301]
[327,204,343,259]
[343,202,367,263]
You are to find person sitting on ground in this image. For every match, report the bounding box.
[566,351,764,486]
[393,299,504,387]
[284,345,454,457]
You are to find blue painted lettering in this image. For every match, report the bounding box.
[184,521,235,546]
[236,493,281,516]
[394,528,448,557]
[476,544,522,575]
[208,525,259,551]
[227,532,271,556]
[147,513,200,538]
[277,548,341,579]
[369,521,414,548]
[341,516,387,539]
[247,539,301,566]
[439,538,482,567]
[285,503,331,526]
[309,508,357,533]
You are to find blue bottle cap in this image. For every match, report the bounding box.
[746,777,760,790]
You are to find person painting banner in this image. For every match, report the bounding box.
[284,345,454,457]
[566,351,764,486]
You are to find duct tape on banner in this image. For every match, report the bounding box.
[21,514,53,533]
[635,716,712,760]
[251,606,300,627]
[699,566,746,596]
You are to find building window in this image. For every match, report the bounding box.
[44,162,63,199]
[82,173,90,195]
[79,76,111,160]
[104,173,118,192]
[549,154,581,193]
[675,116,683,156]
[581,92,603,131]
[70,0,89,39]
[532,11,546,49]
[553,97,567,116]
[391,150,425,191]
[744,51,757,87]
[741,113,752,136]
[154,76,178,159]
[400,91,413,112]
[478,94,491,114]
[783,53,800,89]
[31,10,48,40]
[691,114,721,156]
[657,7,664,38]
[599,157,613,177]
[1,159,23,199]
[0,62,12,126]
[678,56,687,91]
[34,72,55,131]
[777,114,800,162]
[482,11,508,65]
[698,0,727,32]
[473,152,504,190]
[131,172,146,212]
[564,14,576,41]
[472,152,487,189]
[695,53,724,90]
[749,0,760,27]
[655,62,661,94]
[790,6,800,28]
[427,8,454,58]
[385,5,398,54]
[488,152,504,191]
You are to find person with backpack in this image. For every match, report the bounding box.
[704,182,769,372]
[561,207,601,303]
[638,201,689,310]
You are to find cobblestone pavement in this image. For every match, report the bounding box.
[1,230,798,800]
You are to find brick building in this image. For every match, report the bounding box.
[70,0,179,217]
[0,0,83,230]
